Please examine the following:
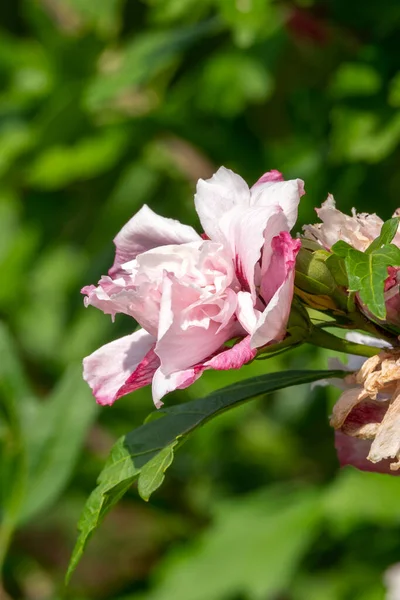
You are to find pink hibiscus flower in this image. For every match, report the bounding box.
[82,167,304,407]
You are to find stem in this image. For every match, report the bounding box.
[349,312,398,345]
[308,327,381,358]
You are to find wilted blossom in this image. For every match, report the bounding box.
[330,333,400,474]
[303,194,400,251]
[82,167,304,407]
[304,195,400,325]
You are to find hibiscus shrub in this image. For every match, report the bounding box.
[67,166,400,579]
[2,0,400,597]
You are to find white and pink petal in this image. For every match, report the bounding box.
[83,329,158,406]
[250,178,304,230]
[152,335,257,405]
[110,205,200,277]
[194,167,250,241]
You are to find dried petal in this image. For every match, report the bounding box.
[330,387,369,429]
[367,385,400,467]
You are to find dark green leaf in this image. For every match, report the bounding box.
[66,368,347,582]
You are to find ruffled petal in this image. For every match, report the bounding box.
[250,233,301,348]
[250,277,293,349]
[152,366,203,406]
[260,231,300,303]
[236,291,260,334]
[82,275,161,335]
[156,315,240,376]
[218,204,282,296]
[252,170,284,185]
[203,335,256,370]
[83,329,158,406]
[82,276,136,320]
[303,195,384,252]
[152,335,256,405]
[110,204,200,276]
[250,178,304,229]
[194,167,250,241]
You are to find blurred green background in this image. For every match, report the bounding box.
[1,0,400,598]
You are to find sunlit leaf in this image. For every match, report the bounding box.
[66,368,346,581]
[332,240,400,319]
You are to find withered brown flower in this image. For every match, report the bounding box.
[331,349,400,471]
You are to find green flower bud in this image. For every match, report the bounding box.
[294,245,350,313]
[295,247,336,296]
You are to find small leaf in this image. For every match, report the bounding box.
[66,368,347,582]
[138,441,178,501]
[366,217,400,253]
[332,241,400,319]
[331,240,353,258]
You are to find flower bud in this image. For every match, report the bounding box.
[294,246,348,312]
[295,246,336,295]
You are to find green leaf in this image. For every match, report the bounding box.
[325,253,349,287]
[366,217,400,253]
[66,368,346,582]
[330,240,354,258]
[138,441,178,502]
[332,241,400,319]
[18,365,98,525]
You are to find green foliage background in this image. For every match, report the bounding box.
[1,0,400,598]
